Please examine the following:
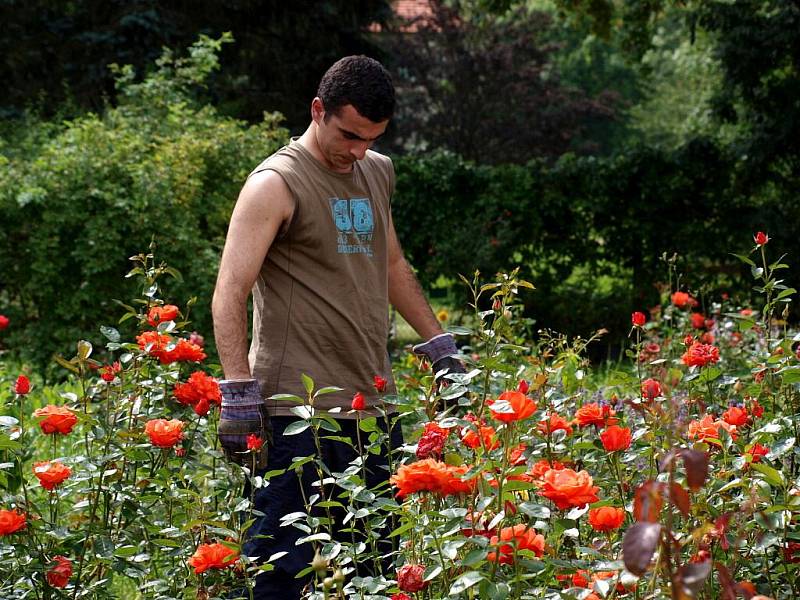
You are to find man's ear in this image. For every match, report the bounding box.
[311,97,325,124]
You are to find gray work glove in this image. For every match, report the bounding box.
[217,379,270,470]
[413,333,468,406]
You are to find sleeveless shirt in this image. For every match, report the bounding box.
[247,139,398,418]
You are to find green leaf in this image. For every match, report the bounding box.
[752,463,785,487]
[519,502,551,519]
[314,386,343,397]
[731,253,756,267]
[300,373,314,395]
[283,421,311,436]
[449,571,484,594]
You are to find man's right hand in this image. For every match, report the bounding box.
[218,379,271,470]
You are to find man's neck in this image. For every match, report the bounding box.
[297,123,353,174]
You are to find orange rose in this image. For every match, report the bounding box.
[530,459,564,480]
[487,524,545,564]
[33,405,78,435]
[722,406,748,427]
[489,390,537,423]
[0,509,26,535]
[147,304,180,327]
[537,413,573,436]
[688,414,736,446]
[137,331,206,364]
[390,459,475,498]
[33,461,72,491]
[537,467,600,510]
[188,542,239,574]
[461,424,500,450]
[681,342,720,368]
[574,403,618,428]
[174,371,221,416]
[144,419,185,448]
[671,291,697,308]
[600,425,632,452]
[588,506,626,532]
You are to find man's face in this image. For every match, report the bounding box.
[312,99,389,173]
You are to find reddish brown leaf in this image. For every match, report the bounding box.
[714,562,738,600]
[680,449,709,491]
[670,482,691,517]
[623,522,662,576]
[633,480,665,522]
[676,561,712,597]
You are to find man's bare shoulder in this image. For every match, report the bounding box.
[238,169,295,220]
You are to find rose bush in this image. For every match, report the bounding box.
[0,234,798,599]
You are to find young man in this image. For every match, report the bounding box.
[212,56,461,597]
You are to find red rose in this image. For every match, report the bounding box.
[588,506,626,532]
[574,403,617,427]
[14,375,30,395]
[681,342,720,368]
[600,425,632,452]
[397,564,427,593]
[746,443,769,463]
[33,461,72,490]
[517,379,529,394]
[33,405,78,435]
[489,390,537,423]
[750,399,764,418]
[147,304,180,327]
[144,419,185,448]
[173,371,221,416]
[188,331,205,347]
[690,313,706,329]
[487,524,545,564]
[416,422,448,459]
[99,361,122,382]
[247,434,264,451]
[0,315,9,330]
[391,594,412,600]
[188,542,239,574]
[0,509,26,536]
[373,375,388,393]
[537,413,573,436]
[641,378,662,401]
[631,312,646,327]
[351,392,366,411]
[46,556,72,588]
[754,231,769,246]
[722,406,748,427]
[537,468,600,510]
[671,291,698,308]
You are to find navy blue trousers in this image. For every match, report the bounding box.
[232,416,403,599]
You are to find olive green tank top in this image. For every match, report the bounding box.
[247,139,397,418]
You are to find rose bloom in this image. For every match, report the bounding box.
[641,378,662,401]
[416,422,449,459]
[14,375,30,395]
[246,434,264,451]
[631,311,646,327]
[722,406,749,427]
[682,342,720,368]
[574,403,617,427]
[537,413,573,436]
[373,375,388,393]
[0,509,26,536]
[33,405,78,435]
[489,390,537,423]
[690,312,706,329]
[530,459,565,480]
[391,595,412,600]
[390,459,475,498]
[687,414,737,446]
[351,392,366,410]
[750,399,764,418]
[639,342,661,363]
[188,542,239,574]
[517,379,529,394]
[147,304,179,327]
[144,419,185,448]
[0,315,8,330]
[487,524,545,564]
[99,361,122,382]
[46,556,72,588]
[136,331,206,364]
[588,506,626,532]
[671,291,697,308]
[397,564,427,593]
[33,461,72,491]
[754,231,769,246]
[173,371,221,416]
[600,425,632,452]
[746,443,769,463]
[461,423,500,450]
[537,467,600,510]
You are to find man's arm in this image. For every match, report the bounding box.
[386,213,442,341]
[212,171,294,379]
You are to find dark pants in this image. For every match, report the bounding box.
[233,415,403,599]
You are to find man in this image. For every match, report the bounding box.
[212,56,460,598]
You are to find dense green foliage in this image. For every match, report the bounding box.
[0,36,287,368]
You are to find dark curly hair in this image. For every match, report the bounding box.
[317,55,395,123]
